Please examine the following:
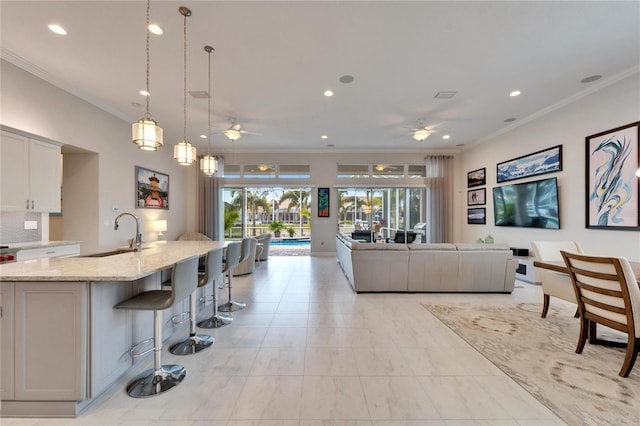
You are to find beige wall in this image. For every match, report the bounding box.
[1,60,194,253]
[459,72,640,261]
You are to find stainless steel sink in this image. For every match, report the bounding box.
[81,248,147,257]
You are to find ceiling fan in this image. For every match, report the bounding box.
[222,119,261,142]
[404,119,443,141]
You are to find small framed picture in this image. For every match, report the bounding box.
[467,208,486,225]
[467,188,486,206]
[136,166,169,209]
[318,187,330,217]
[467,168,486,188]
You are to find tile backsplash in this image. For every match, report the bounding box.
[0,212,42,243]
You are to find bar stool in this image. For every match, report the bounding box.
[114,255,199,398]
[218,241,246,312]
[197,247,233,328]
[167,255,216,354]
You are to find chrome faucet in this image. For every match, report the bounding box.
[114,212,142,251]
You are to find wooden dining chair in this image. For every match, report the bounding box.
[560,251,640,377]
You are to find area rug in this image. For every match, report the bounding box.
[423,302,640,426]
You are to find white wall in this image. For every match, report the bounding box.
[1,60,194,252]
[459,73,640,261]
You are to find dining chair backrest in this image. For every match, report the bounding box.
[170,255,200,304]
[199,248,224,287]
[561,251,640,337]
[222,241,242,274]
[561,250,640,377]
[532,241,583,262]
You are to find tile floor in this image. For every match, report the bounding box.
[2,256,568,426]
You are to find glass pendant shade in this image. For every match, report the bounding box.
[200,155,218,176]
[132,118,163,150]
[174,140,196,165]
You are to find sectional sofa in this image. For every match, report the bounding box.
[335,233,517,293]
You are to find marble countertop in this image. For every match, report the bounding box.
[0,241,225,282]
[3,241,81,250]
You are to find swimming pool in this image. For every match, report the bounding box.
[271,238,311,246]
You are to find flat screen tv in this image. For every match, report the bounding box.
[493,177,560,229]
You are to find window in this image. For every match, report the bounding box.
[279,164,310,179]
[338,163,426,178]
[337,187,426,242]
[337,164,369,178]
[222,164,310,179]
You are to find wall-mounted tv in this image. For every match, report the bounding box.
[493,177,560,229]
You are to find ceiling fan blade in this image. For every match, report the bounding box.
[240,130,262,136]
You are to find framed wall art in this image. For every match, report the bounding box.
[318,187,330,217]
[467,208,486,225]
[467,168,486,188]
[497,145,562,183]
[467,188,486,206]
[586,121,640,230]
[136,166,169,209]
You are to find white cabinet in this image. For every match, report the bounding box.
[13,282,87,401]
[0,130,61,213]
[16,243,80,262]
[515,256,540,284]
[0,282,15,400]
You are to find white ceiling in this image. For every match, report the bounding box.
[1,1,639,154]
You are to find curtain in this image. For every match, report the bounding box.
[196,158,222,240]
[425,155,454,243]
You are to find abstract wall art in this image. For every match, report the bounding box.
[586,121,640,230]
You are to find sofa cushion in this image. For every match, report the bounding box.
[351,242,408,251]
[408,243,457,251]
[455,243,511,251]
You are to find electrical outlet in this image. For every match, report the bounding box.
[24,221,38,230]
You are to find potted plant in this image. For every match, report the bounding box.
[269,221,284,237]
[286,227,296,238]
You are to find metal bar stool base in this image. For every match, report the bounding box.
[125,364,186,398]
[218,300,246,312]
[169,334,214,355]
[198,313,233,329]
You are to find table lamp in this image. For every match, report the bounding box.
[155,220,167,239]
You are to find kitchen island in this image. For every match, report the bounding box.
[0,240,225,418]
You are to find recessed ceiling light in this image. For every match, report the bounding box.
[339,75,354,84]
[504,117,517,123]
[321,135,328,139]
[509,90,521,97]
[131,102,143,108]
[148,24,163,35]
[139,90,150,97]
[48,24,67,35]
[442,134,451,140]
[200,134,207,139]
[324,90,334,97]
[581,75,602,83]
[327,144,335,148]
[456,144,465,147]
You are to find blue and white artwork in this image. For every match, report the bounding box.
[497,145,562,183]
[587,123,639,229]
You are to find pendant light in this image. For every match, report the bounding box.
[200,45,218,176]
[132,0,163,150]
[173,6,196,165]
